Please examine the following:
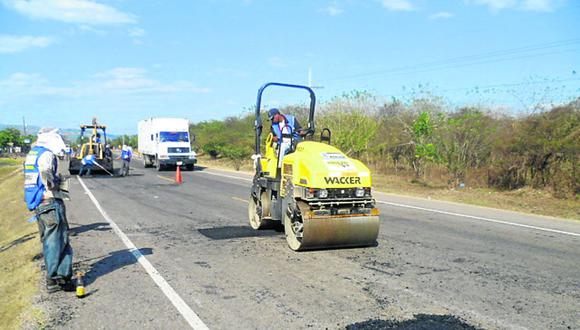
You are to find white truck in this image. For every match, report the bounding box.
[138,118,197,171]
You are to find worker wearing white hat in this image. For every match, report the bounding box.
[23,127,74,293]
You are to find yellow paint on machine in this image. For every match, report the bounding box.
[263,141,373,197]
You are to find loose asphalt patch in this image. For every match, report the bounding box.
[346,314,481,330]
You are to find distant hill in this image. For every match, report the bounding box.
[0,124,117,140]
[0,123,41,134]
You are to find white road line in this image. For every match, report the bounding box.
[197,170,252,182]
[378,201,580,238]
[199,169,579,238]
[77,176,209,330]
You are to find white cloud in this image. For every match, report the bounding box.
[1,0,136,25]
[128,27,146,37]
[472,0,518,10]
[520,0,557,11]
[0,72,70,96]
[470,0,560,12]
[429,11,454,19]
[380,0,414,11]
[0,73,44,87]
[267,57,286,68]
[78,24,108,35]
[320,5,344,16]
[0,68,211,100]
[0,35,54,53]
[94,67,211,93]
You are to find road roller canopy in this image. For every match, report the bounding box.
[253,82,317,156]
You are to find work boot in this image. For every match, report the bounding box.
[56,277,75,292]
[46,278,61,293]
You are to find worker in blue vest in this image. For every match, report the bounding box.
[24,128,74,293]
[79,154,96,177]
[268,108,305,143]
[116,145,133,177]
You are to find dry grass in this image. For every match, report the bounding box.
[198,155,579,220]
[0,161,44,329]
[372,174,579,220]
[198,155,254,174]
[0,157,24,166]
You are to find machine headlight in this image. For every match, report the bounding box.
[355,188,365,197]
[306,188,315,199]
[317,189,328,198]
[158,154,169,160]
[188,154,196,159]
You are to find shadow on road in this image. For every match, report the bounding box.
[69,222,111,235]
[198,225,281,240]
[346,314,480,330]
[83,248,153,285]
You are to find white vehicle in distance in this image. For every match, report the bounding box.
[138,117,197,171]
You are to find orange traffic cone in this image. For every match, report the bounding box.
[175,165,183,184]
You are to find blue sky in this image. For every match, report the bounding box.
[1,0,578,133]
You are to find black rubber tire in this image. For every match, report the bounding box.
[249,192,271,230]
[156,157,162,171]
[284,201,304,251]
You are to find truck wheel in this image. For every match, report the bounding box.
[143,155,153,168]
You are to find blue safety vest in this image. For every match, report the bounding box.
[121,148,132,160]
[24,146,55,211]
[81,154,96,165]
[272,115,300,142]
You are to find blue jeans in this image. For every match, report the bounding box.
[121,159,130,176]
[36,199,73,281]
[79,164,92,176]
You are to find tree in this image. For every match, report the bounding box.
[318,90,379,160]
[438,108,495,186]
[220,145,252,171]
[110,135,138,148]
[410,111,439,178]
[0,128,22,148]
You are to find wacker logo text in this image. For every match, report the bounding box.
[324,177,361,185]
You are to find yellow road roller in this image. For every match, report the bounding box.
[69,118,114,174]
[248,82,380,251]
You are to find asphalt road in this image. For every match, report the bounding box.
[43,159,580,330]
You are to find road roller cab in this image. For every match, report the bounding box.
[249,82,380,251]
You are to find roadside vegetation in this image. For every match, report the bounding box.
[0,128,35,155]
[191,92,579,219]
[0,159,44,329]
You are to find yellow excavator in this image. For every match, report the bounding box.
[69,118,114,174]
[248,83,380,251]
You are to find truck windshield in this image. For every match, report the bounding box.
[159,131,189,142]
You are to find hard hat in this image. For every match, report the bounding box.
[267,108,280,121]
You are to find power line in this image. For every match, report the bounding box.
[321,38,580,83]
[385,77,580,98]
[367,48,580,81]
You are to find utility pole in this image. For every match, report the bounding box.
[307,67,324,90]
[22,116,27,136]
